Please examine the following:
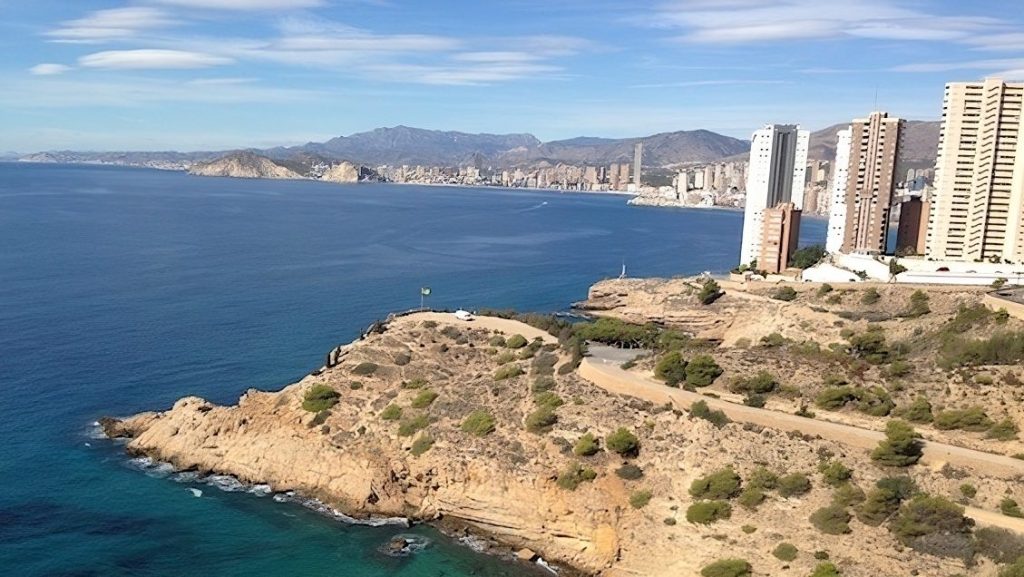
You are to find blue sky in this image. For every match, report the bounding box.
[1,0,1022,152]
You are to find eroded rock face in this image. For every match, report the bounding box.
[320,162,360,183]
[107,313,1004,577]
[189,151,302,180]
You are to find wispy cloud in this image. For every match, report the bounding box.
[631,79,788,89]
[29,63,73,75]
[46,7,177,43]
[79,49,234,70]
[153,0,326,10]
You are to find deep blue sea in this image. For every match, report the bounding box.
[0,163,825,576]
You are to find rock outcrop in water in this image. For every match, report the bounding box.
[106,311,1022,577]
[189,151,302,180]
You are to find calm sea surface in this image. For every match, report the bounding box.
[0,163,825,576]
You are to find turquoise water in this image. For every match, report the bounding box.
[0,163,825,576]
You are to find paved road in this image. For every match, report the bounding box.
[580,346,1024,533]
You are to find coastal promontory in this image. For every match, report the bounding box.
[188,151,302,180]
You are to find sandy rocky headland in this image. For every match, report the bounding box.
[104,281,1024,577]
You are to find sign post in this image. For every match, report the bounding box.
[420,286,431,310]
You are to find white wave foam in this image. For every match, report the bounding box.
[189,488,203,498]
[536,558,559,574]
[458,534,488,553]
[205,475,245,492]
[247,484,272,497]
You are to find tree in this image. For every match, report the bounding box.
[871,420,923,467]
[606,427,640,456]
[699,279,723,305]
[690,468,742,500]
[889,259,908,279]
[654,351,688,386]
[685,355,724,387]
[771,286,798,302]
[890,494,973,544]
[791,245,826,269]
[574,433,600,456]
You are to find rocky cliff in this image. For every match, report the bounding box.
[105,311,1015,576]
[189,151,303,179]
[320,161,360,183]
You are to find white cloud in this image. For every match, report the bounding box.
[29,63,73,75]
[47,7,176,43]
[153,0,325,9]
[79,49,234,70]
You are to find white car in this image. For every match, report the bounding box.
[454,310,474,321]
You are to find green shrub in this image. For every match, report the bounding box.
[1000,557,1024,577]
[686,499,732,523]
[663,517,677,526]
[556,462,597,491]
[700,559,751,577]
[902,290,931,318]
[398,415,430,437]
[857,476,918,526]
[777,473,812,498]
[531,376,555,393]
[410,433,434,456]
[380,404,402,421]
[410,389,439,409]
[494,364,525,381]
[813,551,830,560]
[654,351,688,386]
[616,463,644,480]
[309,410,330,427]
[352,362,379,375]
[847,330,890,364]
[989,419,1020,441]
[792,245,825,269]
[686,355,724,387]
[900,397,933,423]
[393,352,411,366]
[573,433,600,456]
[747,466,779,491]
[461,410,496,436]
[816,386,860,410]
[401,378,428,389]
[421,320,438,329]
[976,527,1024,564]
[629,489,653,509]
[730,371,778,394]
[606,427,640,456]
[349,381,363,390]
[534,391,564,409]
[818,461,852,486]
[940,330,1024,368]
[691,400,729,428]
[506,334,528,349]
[890,494,972,545]
[871,420,923,467]
[495,351,517,364]
[818,284,834,296]
[832,483,866,507]
[488,335,507,347]
[532,352,558,375]
[934,406,993,431]
[737,487,766,510]
[772,286,798,302]
[887,359,913,378]
[742,393,766,408]
[741,524,756,534]
[302,384,340,412]
[1002,498,1024,518]
[690,468,742,500]
[773,542,798,562]
[698,279,724,305]
[525,407,558,434]
[810,562,841,577]
[809,504,852,535]
[760,332,789,347]
[861,288,881,305]
[960,483,977,499]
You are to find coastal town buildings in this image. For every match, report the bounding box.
[759,202,802,274]
[826,128,853,254]
[633,142,643,191]
[739,124,809,266]
[895,196,930,255]
[831,111,905,254]
[927,78,1024,263]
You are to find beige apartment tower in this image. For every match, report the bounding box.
[840,111,904,253]
[927,78,1024,262]
[760,202,802,274]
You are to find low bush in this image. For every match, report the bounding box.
[531,376,555,393]
[556,462,597,491]
[777,473,812,498]
[616,463,644,480]
[349,381,363,390]
[817,284,834,296]
[351,362,379,376]
[402,378,428,389]
[700,559,751,577]
[901,290,931,318]
[398,415,430,437]
[380,404,402,421]
[989,419,1020,441]
[933,406,993,431]
[686,355,724,387]
[506,334,528,349]
[890,495,974,559]
[743,394,766,408]
[495,351,517,364]
[393,352,411,366]
[606,427,640,456]
[737,487,766,510]
[1000,557,1024,577]
[887,359,913,378]
[772,542,798,562]
[810,562,841,577]
[532,352,558,375]
[534,391,564,409]
[900,397,933,423]
[493,364,525,381]
[690,468,742,500]
[525,407,558,434]
[461,410,496,436]
[655,351,688,386]
[871,420,922,467]
[747,466,779,491]
[686,500,732,524]
[730,371,778,395]
[940,330,1024,368]
[832,483,866,507]
[976,527,1024,564]
[818,460,852,486]
[698,279,724,305]
[410,389,439,409]
[573,433,600,456]
[861,288,881,305]
[1002,498,1024,518]
[760,332,789,348]
[809,504,852,535]
[691,400,729,428]
[487,335,507,347]
[410,433,434,456]
[629,489,653,509]
[302,384,340,412]
[960,483,977,499]
[771,286,798,302]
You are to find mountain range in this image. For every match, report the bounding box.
[14,122,942,172]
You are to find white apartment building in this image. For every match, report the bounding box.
[826,127,852,254]
[739,124,809,266]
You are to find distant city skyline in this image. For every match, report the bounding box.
[1,0,1022,151]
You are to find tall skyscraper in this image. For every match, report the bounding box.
[633,142,643,188]
[834,111,904,254]
[927,78,1024,262]
[739,124,809,266]
[826,128,852,253]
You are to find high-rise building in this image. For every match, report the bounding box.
[760,202,802,274]
[826,129,852,253]
[837,111,904,254]
[609,164,620,190]
[633,142,643,188]
[896,196,930,256]
[739,124,809,266]
[927,78,1024,262]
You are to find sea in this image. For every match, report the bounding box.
[0,163,825,576]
